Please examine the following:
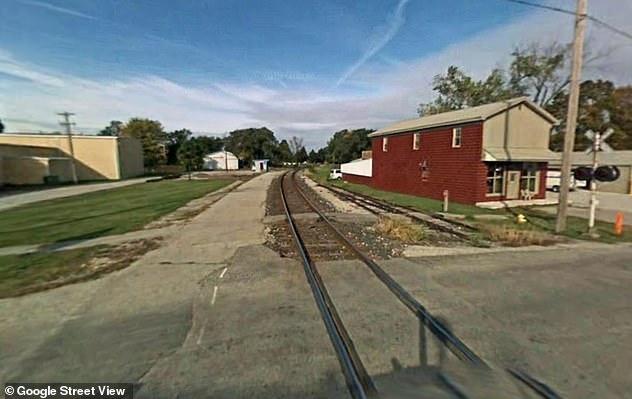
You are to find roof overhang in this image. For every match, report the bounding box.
[368,97,559,139]
[483,148,560,162]
[368,117,483,138]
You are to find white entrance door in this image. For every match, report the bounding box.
[506,171,521,199]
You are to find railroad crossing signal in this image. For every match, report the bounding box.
[584,128,613,154]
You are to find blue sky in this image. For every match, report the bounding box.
[1,0,631,148]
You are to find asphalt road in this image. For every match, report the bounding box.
[380,245,632,399]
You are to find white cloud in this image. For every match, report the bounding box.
[16,0,96,20]
[336,0,410,86]
[1,0,630,148]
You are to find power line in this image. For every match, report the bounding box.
[57,111,79,183]
[503,0,576,17]
[503,0,632,42]
[588,16,632,41]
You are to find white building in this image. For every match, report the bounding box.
[252,159,269,172]
[341,158,372,178]
[203,151,239,170]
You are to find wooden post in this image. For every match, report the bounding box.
[555,0,587,233]
[443,190,449,213]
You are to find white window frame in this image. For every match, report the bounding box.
[520,169,539,193]
[452,127,462,148]
[413,133,421,150]
[486,165,504,196]
[382,137,388,152]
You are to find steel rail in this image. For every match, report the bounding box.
[289,170,563,399]
[279,171,376,399]
[293,172,484,365]
[319,183,474,239]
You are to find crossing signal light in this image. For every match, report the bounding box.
[574,166,593,181]
[593,165,620,182]
[572,165,621,182]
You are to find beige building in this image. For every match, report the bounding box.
[549,151,632,194]
[0,134,144,186]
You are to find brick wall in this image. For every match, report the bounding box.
[370,123,486,205]
[342,173,371,185]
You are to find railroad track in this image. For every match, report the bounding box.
[279,170,562,399]
[316,181,478,242]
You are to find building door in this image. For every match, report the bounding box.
[506,171,521,199]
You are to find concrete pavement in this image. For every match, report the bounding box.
[0,178,148,211]
[0,171,347,398]
[544,190,632,226]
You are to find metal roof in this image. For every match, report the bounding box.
[368,97,559,137]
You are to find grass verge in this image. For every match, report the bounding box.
[376,216,426,243]
[0,239,162,298]
[308,165,632,244]
[307,165,494,216]
[0,179,233,247]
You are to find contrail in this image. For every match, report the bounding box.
[336,0,410,86]
[16,0,97,20]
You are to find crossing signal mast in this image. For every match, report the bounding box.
[582,128,617,237]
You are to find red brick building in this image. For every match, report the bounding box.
[342,97,560,205]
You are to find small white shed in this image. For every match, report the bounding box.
[252,159,269,173]
[203,151,239,170]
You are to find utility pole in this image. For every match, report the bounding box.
[58,112,78,183]
[555,0,587,233]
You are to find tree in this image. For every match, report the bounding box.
[0,118,4,133]
[508,43,570,107]
[288,136,305,165]
[418,67,518,116]
[195,135,224,155]
[611,86,632,150]
[177,139,205,178]
[549,81,632,151]
[325,128,374,164]
[224,127,279,167]
[296,147,308,164]
[278,139,292,163]
[121,118,167,169]
[166,129,192,164]
[418,42,573,116]
[98,120,123,136]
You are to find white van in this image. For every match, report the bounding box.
[546,170,577,192]
[329,169,342,180]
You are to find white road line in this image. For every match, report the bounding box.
[219,267,228,279]
[211,286,218,305]
[197,324,206,346]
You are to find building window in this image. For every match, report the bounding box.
[382,137,388,152]
[420,160,429,181]
[521,169,538,192]
[452,127,462,148]
[487,165,504,195]
[413,133,420,150]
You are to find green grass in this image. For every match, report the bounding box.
[308,165,632,244]
[0,179,233,247]
[308,165,492,216]
[496,208,632,243]
[0,246,107,298]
